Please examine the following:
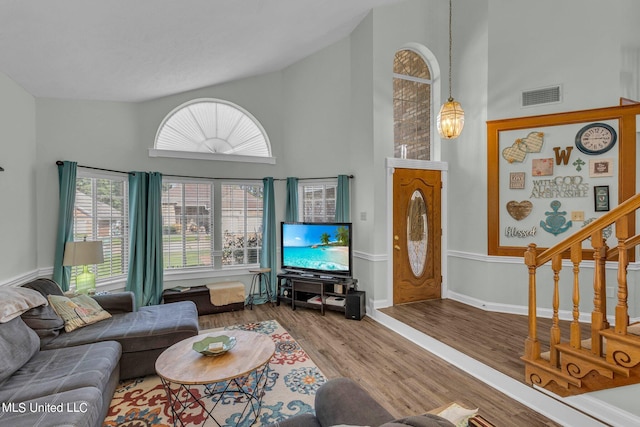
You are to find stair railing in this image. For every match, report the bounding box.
[524,192,640,368]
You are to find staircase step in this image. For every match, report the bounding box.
[522,356,582,390]
[600,327,640,368]
[555,343,630,378]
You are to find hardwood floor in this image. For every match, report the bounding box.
[199,301,561,426]
[379,299,592,383]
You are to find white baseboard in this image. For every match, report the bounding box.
[446,290,640,326]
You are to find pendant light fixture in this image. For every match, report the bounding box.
[437,0,464,139]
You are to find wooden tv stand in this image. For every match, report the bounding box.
[276,272,357,316]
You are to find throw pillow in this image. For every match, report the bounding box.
[20,278,66,343]
[435,403,478,427]
[48,294,112,332]
[21,304,66,342]
[0,287,48,323]
[381,415,455,427]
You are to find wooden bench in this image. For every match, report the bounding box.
[162,282,245,316]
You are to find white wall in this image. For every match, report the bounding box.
[440,0,640,320]
[0,71,37,282]
[2,0,640,318]
[487,0,632,119]
[366,0,449,301]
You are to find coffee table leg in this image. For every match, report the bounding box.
[237,362,270,423]
[160,363,271,427]
[160,377,190,427]
[161,377,227,427]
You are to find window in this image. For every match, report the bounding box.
[72,172,128,283]
[393,49,432,160]
[221,183,263,266]
[151,98,275,164]
[161,179,263,270]
[298,181,337,222]
[161,181,213,269]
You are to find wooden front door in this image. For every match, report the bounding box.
[393,168,442,304]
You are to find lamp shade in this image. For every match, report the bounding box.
[62,241,104,266]
[437,98,465,140]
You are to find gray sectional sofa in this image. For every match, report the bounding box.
[0,278,199,427]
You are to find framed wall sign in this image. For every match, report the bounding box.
[509,172,525,189]
[487,103,639,258]
[589,158,614,177]
[594,186,610,212]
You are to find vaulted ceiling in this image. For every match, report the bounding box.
[0,0,402,102]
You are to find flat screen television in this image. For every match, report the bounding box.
[281,222,353,278]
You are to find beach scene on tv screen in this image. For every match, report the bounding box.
[282,224,350,272]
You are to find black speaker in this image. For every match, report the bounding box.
[345,291,365,320]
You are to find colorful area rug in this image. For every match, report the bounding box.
[104,320,327,427]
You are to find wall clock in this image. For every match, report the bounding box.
[575,122,617,155]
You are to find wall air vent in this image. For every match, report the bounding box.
[521,85,562,107]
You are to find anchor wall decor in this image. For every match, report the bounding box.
[540,200,572,236]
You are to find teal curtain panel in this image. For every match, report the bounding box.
[53,161,77,291]
[261,177,277,302]
[127,172,164,307]
[285,177,299,223]
[336,174,350,222]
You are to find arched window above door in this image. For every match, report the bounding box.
[393,49,432,161]
[150,98,275,164]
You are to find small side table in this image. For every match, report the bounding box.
[247,268,273,309]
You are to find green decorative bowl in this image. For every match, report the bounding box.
[192,335,237,356]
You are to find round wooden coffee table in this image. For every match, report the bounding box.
[155,330,275,426]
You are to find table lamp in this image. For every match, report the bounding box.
[63,240,104,294]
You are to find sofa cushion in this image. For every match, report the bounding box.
[0,316,40,383]
[315,378,395,427]
[42,300,199,354]
[0,386,105,427]
[48,293,112,332]
[0,340,121,403]
[20,303,66,344]
[0,286,48,323]
[21,277,65,297]
[20,278,66,342]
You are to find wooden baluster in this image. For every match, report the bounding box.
[615,216,630,334]
[524,244,540,360]
[600,241,610,331]
[570,244,582,349]
[550,253,562,367]
[591,231,605,356]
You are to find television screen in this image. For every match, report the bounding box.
[281,222,352,278]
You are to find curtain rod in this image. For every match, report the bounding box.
[56,161,354,181]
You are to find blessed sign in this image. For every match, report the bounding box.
[505,226,537,238]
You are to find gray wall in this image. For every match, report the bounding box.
[0,73,36,281]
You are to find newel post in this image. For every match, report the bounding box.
[524,243,540,360]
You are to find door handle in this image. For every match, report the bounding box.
[394,245,401,251]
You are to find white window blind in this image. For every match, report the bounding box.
[221,183,263,266]
[298,181,337,222]
[73,173,128,283]
[161,181,213,269]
